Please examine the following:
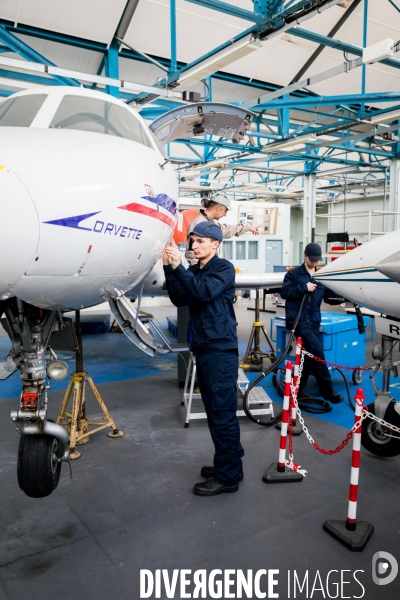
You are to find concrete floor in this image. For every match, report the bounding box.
[0,298,399,599]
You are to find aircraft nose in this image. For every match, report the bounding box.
[0,163,39,296]
[375,251,400,284]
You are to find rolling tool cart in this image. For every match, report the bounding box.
[270,313,374,392]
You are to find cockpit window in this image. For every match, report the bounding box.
[0,94,47,127]
[50,95,154,148]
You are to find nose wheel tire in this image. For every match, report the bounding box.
[361,401,400,457]
[17,434,62,498]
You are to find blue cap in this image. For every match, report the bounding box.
[191,221,223,242]
[304,242,322,261]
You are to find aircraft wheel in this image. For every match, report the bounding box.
[352,369,363,385]
[361,402,400,457]
[17,434,62,498]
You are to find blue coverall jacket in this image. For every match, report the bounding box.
[280,263,344,397]
[280,263,343,329]
[163,255,243,484]
[163,254,238,353]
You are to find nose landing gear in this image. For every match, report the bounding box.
[361,334,400,457]
[3,300,71,497]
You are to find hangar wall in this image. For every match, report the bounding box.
[290,195,392,266]
[222,201,291,274]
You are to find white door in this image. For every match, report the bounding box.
[265,240,283,273]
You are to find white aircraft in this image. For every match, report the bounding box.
[315,231,400,458]
[0,86,283,497]
[314,229,400,320]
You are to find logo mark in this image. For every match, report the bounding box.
[44,212,101,231]
[372,551,398,585]
[144,184,154,197]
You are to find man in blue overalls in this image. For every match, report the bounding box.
[163,221,243,496]
[281,243,345,404]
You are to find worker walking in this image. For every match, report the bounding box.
[280,243,345,404]
[185,192,259,265]
[163,221,243,496]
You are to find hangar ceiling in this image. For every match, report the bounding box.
[0,0,400,207]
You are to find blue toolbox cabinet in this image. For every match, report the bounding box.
[270,313,373,375]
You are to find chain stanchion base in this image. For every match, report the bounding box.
[323,520,374,552]
[275,422,303,436]
[263,463,303,483]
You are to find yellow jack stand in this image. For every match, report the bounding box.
[56,310,123,460]
[57,371,124,460]
[240,290,276,369]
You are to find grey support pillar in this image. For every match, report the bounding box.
[303,173,317,247]
[389,157,400,232]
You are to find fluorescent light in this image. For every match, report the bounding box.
[177,36,262,86]
[262,134,316,152]
[178,181,219,191]
[317,166,359,177]
[189,159,228,171]
[369,108,400,124]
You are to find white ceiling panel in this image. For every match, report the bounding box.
[247,38,317,87]
[125,0,249,65]
[0,0,127,44]
[0,0,398,115]
[337,13,400,49]
[119,57,164,86]
[15,33,103,74]
[353,0,400,35]
[293,4,356,37]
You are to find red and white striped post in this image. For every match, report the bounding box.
[277,360,293,472]
[264,360,303,483]
[323,387,374,550]
[291,337,302,425]
[346,388,365,531]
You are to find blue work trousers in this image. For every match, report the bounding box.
[295,321,333,397]
[195,350,244,485]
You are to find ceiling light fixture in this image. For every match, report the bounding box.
[317,166,360,177]
[189,159,229,171]
[177,36,262,86]
[262,133,316,153]
[368,108,400,125]
[178,181,219,191]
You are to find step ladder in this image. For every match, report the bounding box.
[182,356,274,427]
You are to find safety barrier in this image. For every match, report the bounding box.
[263,360,304,483]
[264,338,400,551]
[323,388,374,551]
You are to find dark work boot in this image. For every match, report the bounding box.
[193,478,238,496]
[201,466,243,481]
[323,390,344,404]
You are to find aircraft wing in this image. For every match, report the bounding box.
[129,261,286,299]
[120,266,285,355]
[234,272,285,291]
